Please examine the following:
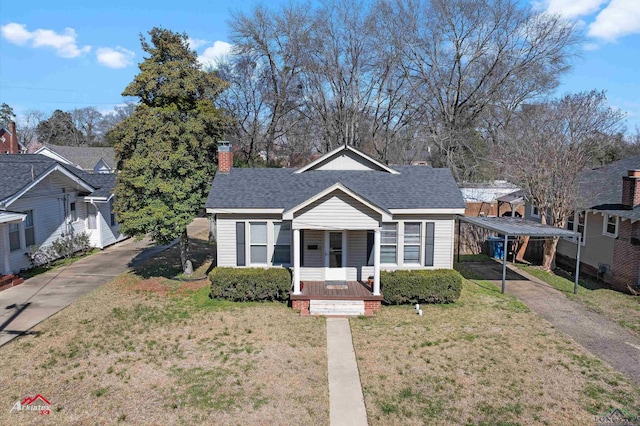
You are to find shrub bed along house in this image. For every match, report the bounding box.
[381,269,462,304]
[209,267,291,302]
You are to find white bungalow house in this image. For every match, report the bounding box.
[0,154,125,278]
[205,142,465,316]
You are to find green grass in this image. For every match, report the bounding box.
[456,253,492,262]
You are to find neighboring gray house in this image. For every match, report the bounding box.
[35,144,116,174]
[206,143,465,316]
[0,154,125,277]
[510,156,640,292]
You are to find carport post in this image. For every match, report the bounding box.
[574,234,582,295]
[501,233,508,294]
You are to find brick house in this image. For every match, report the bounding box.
[0,121,26,154]
[205,142,465,316]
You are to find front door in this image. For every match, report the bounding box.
[325,231,347,281]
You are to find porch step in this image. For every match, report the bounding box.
[309,300,365,316]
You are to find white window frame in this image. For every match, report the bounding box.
[70,202,78,222]
[8,222,20,251]
[249,222,268,265]
[24,210,35,247]
[381,222,397,265]
[603,214,619,238]
[530,204,540,219]
[566,211,587,245]
[403,222,421,265]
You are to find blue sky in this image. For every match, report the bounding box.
[1,0,640,131]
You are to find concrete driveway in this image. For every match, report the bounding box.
[0,218,209,347]
[464,261,640,387]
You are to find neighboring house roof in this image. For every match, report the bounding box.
[206,161,465,211]
[35,144,116,172]
[459,180,521,203]
[0,154,116,207]
[578,155,640,221]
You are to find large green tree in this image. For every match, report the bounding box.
[112,28,227,272]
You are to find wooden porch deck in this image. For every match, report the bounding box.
[290,281,383,301]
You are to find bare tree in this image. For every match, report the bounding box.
[500,90,625,270]
[227,3,311,164]
[17,109,46,150]
[381,0,579,179]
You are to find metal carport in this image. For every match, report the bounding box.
[457,216,582,294]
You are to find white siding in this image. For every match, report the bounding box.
[216,216,237,267]
[293,190,380,230]
[5,173,83,272]
[378,216,456,270]
[214,213,457,279]
[97,202,125,247]
[215,214,283,267]
[314,151,382,171]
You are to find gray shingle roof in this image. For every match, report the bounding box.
[43,144,116,171]
[206,166,465,211]
[0,154,115,203]
[578,156,640,208]
[577,156,640,221]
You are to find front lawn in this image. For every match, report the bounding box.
[519,265,640,336]
[351,278,640,425]
[0,236,328,425]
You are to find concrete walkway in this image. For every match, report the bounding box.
[466,261,640,387]
[326,318,368,426]
[0,218,209,347]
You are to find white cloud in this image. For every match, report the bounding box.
[540,0,608,19]
[96,46,135,69]
[1,22,32,44]
[197,41,233,68]
[588,0,640,41]
[0,22,90,58]
[187,37,208,50]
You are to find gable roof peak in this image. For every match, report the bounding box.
[295,144,399,175]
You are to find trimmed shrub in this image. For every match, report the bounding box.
[381,269,462,305]
[209,267,291,302]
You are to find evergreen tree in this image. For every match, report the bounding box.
[112,28,227,272]
[0,103,15,129]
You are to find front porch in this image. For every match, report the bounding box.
[291,280,383,316]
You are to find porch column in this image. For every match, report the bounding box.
[2,224,11,275]
[293,228,301,295]
[373,227,381,296]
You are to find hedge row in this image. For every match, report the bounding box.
[381,269,462,305]
[209,267,291,302]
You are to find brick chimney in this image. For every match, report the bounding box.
[218,141,233,173]
[622,170,640,208]
[6,121,19,154]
